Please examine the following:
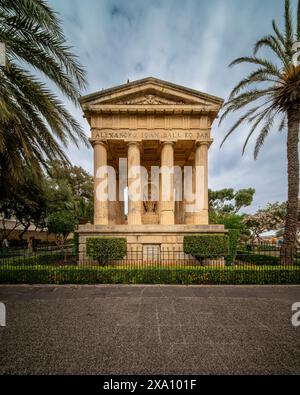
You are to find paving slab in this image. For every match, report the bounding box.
[0,285,299,375]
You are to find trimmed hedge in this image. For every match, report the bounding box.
[226,229,240,265]
[0,253,67,266]
[0,265,299,285]
[236,252,281,266]
[86,237,127,264]
[183,234,229,259]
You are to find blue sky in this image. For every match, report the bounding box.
[48,0,298,213]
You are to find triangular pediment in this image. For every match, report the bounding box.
[80,77,223,108]
[108,92,187,105]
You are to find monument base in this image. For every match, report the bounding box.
[78,224,227,264]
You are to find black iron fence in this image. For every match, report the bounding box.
[0,242,73,259]
[0,244,299,285]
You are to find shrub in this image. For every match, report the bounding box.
[0,265,299,285]
[0,252,69,266]
[236,252,281,266]
[4,239,27,248]
[256,244,279,252]
[86,237,127,264]
[226,229,240,265]
[183,234,229,260]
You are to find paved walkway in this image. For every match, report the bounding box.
[0,285,299,375]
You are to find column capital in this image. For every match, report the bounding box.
[195,139,213,148]
[127,141,141,149]
[89,139,108,148]
[161,141,176,147]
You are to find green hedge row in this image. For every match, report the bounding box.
[0,265,299,285]
[86,237,127,264]
[236,252,281,266]
[0,253,67,266]
[183,234,229,259]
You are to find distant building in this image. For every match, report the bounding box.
[0,218,55,242]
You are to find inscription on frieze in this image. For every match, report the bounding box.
[92,129,210,141]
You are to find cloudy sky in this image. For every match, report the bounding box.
[48,0,298,213]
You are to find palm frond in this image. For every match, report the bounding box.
[0,0,88,182]
[229,56,282,79]
[278,115,287,132]
[254,117,274,159]
[272,20,286,47]
[284,0,294,57]
[228,68,281,100]
[297,0,300,40]
[0,0,86,101]
[254,35,289,66]
[220,107,260,148]
[221,0,300,159]
[220,88,276,124]
[242,105,275,154]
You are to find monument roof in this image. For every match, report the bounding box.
[80,77,224,107]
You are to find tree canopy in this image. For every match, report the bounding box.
[0,0,88,185]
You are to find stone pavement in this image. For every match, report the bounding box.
[0,285,299,375]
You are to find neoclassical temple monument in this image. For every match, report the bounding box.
[78,77,226,259]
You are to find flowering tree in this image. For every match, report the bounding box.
[243,203,286,242]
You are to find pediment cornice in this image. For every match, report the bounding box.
[80,77,223,107]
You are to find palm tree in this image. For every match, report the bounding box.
[220,0,300,264]
[0,0,87,185]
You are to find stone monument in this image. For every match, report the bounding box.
[78,77,226,261]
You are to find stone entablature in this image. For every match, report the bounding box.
[91,129,212,143]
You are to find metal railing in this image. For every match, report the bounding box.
[0,244,299,285]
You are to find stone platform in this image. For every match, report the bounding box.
[78,224,226,263]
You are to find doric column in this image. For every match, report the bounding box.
[160,141,175,225]
[193,141,209,224]
[93,141,109,225]
[127,142,142,225]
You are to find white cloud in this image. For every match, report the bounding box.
[46,0,297,212]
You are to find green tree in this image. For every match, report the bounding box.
[209,188,254,246]
[214,213,246,231]
[44,178,75,215]
[47,161,93,223]
[0,0,87,184]
[220,0,300,263]
[46,211,77,250]
[0,170,47,241]
[209,188,255,217]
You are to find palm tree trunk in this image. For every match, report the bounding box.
[281,107,300,265]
